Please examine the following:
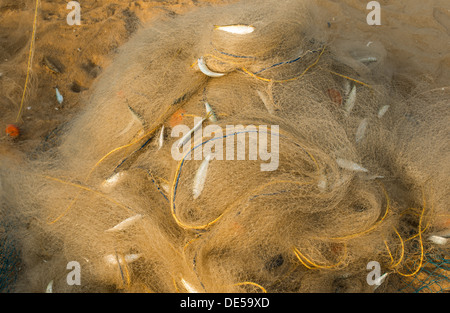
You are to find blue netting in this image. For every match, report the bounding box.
[397,251,450,293]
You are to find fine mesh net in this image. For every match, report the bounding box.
[0,0,449,293]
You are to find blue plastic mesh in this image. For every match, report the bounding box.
[397,251,450,293]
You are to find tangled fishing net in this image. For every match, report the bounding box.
[0,0,449,293]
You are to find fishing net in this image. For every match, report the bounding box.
[0,0,449,293]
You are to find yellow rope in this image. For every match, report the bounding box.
[234,281,267,293]
[293,248,315,270]
[329,71,373,89]
[173,277,181,293]
[395,190,427,277]
[384,227,405,268]
[15,0,40,123]
[404,198,434,242]
[391,227,405,268]
[293,244,347,270]
[384,239,394,265]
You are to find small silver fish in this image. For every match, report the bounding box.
[215,25,255,35]
[102,172,125,190]
[204,102,217,122]
[161,182,170,194]
[428,235,448,245]
[373,273,389,290]
[257,90,275,114]
[105,214,143,233]
[343,80,352,97]
[46,280,53,293]
[344,85,356,116]
[377,105,390,118]
[193,154,212,200]
[355,118,368,143]
[197,57,225,78]
[55,88,63,104]
[181,278,200,293]
[317,174,327,192]
[336,158,368,173]
[105,253,142,265]
[158,125,165,150]
[359,56,378,64]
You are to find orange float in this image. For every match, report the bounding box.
[5,124,20,138]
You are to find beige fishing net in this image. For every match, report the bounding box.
[0,0,449,293]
